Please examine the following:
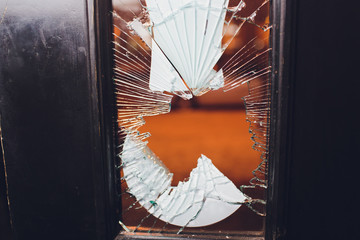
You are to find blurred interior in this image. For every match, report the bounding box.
[142,88,260,187]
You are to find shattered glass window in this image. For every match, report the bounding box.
[112,0,271,237]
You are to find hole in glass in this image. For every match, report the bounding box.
[141,90,261,186]
[113,0,271,235]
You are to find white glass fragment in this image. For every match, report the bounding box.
[122,135,246,227]
[146,0,228,96]
[149,39,189,93]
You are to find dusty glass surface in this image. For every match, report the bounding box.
[112,0,271,236]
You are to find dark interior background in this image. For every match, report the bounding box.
[267,0,360,240]
[282,1,359,240]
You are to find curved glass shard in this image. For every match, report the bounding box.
[122,134,246,227]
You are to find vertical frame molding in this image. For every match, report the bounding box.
[266,0,298,239]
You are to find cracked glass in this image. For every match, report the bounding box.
[112,0,271,236]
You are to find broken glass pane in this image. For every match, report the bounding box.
[113,0,271,235]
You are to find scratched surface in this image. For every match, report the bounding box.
[0,1,115,239]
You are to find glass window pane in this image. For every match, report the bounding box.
[112,0,271,237]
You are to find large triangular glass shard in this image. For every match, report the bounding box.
[149,39,190,93]
[149,39,224,96]
[146,0,228,96]
[121,0,269,97]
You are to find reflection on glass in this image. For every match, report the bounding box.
[113,0,271,236]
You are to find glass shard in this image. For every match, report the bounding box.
[122,135,246,228]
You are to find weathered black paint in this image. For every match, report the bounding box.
[0,136,13,239]
[0,0,118,239]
